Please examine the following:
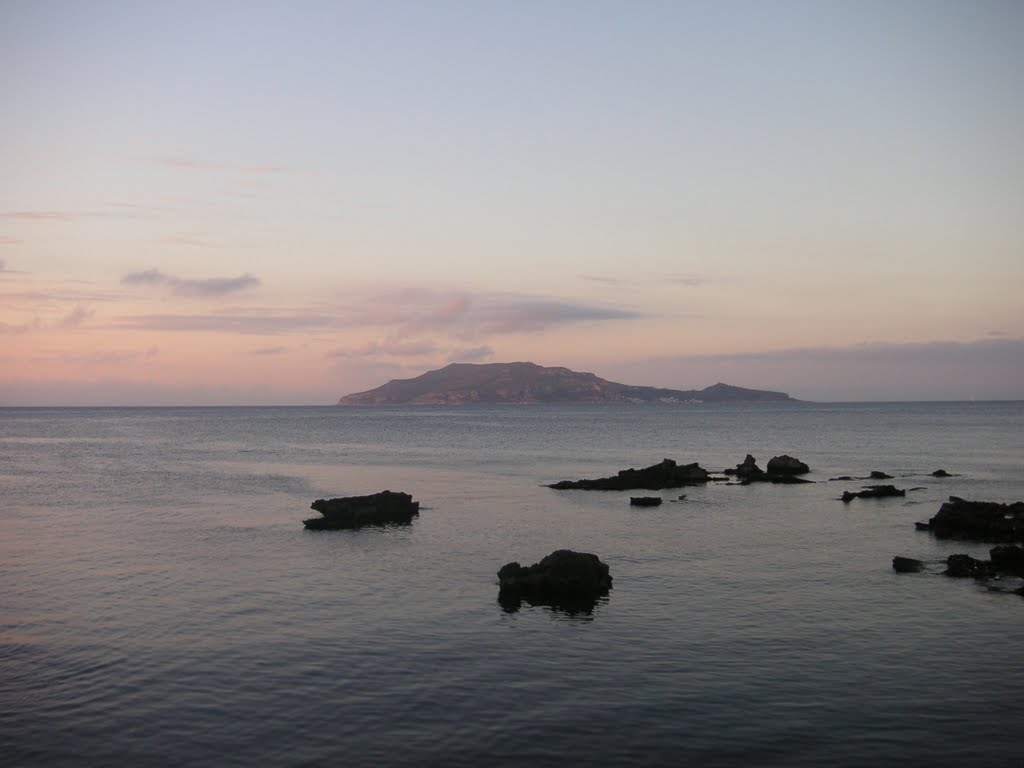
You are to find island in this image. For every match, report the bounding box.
[337,362,795,405]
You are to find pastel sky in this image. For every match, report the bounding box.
[2,0,1022,404]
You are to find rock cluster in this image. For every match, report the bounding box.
[304,490,420,530]
[548,458,709,491]
[723,454,812,484]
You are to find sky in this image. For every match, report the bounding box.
[1,0,1022,404]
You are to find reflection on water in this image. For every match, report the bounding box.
[1,403,1023,767]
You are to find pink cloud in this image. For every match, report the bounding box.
[0,237,20,246]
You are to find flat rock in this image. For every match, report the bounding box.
[630,496,662,507]
[841,484,906,502]
[548,458,709,490]
[304,490,420,530]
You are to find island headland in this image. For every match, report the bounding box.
[337,362,795,405]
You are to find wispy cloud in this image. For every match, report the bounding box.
[250,346,288,356]
[665,273,707,287]
[56,304,94,328]
[579,272,709,288]
[329,339,439,359]
[159,156,226,171]
[114,312,333,334]
[367,288,642,339]
[447,345,494,362]
[0,238,20,246]
[0,317,42,334]
[474,299,639,335]
[618,338,1024,402]
[111,287,641,340]
[158,156,287,175]
[163,233,223,248]
[0,211,73,222]
[121,268,261,297]
[39,346,161,366]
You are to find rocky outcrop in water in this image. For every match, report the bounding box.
[840,484,906,502]
[892,556,925,573]
[303,490,420,530]
[548,458,709,491]
[723,454,813,484]
[630,496,662,507]
[919,497,1024,542]
[766,454,810,477]
[497,549,612,613]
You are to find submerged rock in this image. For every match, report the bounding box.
[548,458,709,490]
[926,497,1024,542]
[989,545,1024,576]
[869,470,894,480]
[892,556,926,573]
[304,490,420,530]
[841,485,906,502]
[497,549,612,613]
[931,469,952,478]
[945,554,996,579]
[630,496,662,507]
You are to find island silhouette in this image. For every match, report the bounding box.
[337,362,795,405]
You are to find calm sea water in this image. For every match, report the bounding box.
[2,402,1023,767]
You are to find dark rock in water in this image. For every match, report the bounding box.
[766,454,810,476]
[927,497,1024,542]
[725,454,764,480]
[630,496,662,507]
[931,469,952,478]
[548,458,709,490]
[304,490,420,530]
[945,554,996,579]
[893,556,925,573]
[914,521,932,531]
[869,470,894,480]
[497,549,612,613]
[841,485,906,503]
[989,545,1024,576]
[830,475,855,481]
[723,454,813,484]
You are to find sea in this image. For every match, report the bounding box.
[1,401,1022,767]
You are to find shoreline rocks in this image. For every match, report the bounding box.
[304,490,420,530]
[548,458,709,491]
[920,497,1024,542]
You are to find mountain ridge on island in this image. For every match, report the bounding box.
[336,362,796,405]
